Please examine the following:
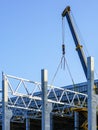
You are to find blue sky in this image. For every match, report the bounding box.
[0,0,98,87]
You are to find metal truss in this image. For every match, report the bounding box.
[1,74,88,120]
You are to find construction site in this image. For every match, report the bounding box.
[1,5,98,130]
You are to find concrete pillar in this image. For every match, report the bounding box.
[41,69,52,130]
[87,57,96,130]
[2,73,12,130]
[74,111,79,130]
[26,117,30,130]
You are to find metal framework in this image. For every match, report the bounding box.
[0,73,88,120]
[1,61,98,130]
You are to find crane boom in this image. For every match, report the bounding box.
[62,6,87,79]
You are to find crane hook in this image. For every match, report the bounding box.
[62,44,65,55]
[61,44,65,70]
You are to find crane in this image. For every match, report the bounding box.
[62,6,87,79]
[62,7,98,130]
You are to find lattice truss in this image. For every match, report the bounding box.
[1,74,88,119]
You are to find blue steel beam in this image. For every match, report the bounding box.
[62,6,87,78]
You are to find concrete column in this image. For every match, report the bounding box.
[74,111,79,130]
[41,69,52,130]
[26,117,30,130]
[2,73,12,130]
[87,57,96,130]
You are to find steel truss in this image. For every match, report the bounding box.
[1,74,88,121]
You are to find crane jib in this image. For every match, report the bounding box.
[62,6,87,79]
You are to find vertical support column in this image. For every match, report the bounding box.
[74,111,79,130]
[41,69,52,130]
[87,57,96,130]
[50,113,53,130]
[2,73,12,130]
[26,117,30,130]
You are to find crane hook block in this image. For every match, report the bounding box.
[62,44,65,55]
[62,6,70,17]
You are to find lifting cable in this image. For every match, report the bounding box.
[62,44,76,88]
[50,17,65,86]
[51,17,76,89]
[71,11,89,57]
[71,12,98,79]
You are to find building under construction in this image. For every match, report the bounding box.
[1,6,98,130]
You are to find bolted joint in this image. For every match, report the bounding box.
[76,44,83,51]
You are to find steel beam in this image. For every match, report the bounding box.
[26,117,30,130]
